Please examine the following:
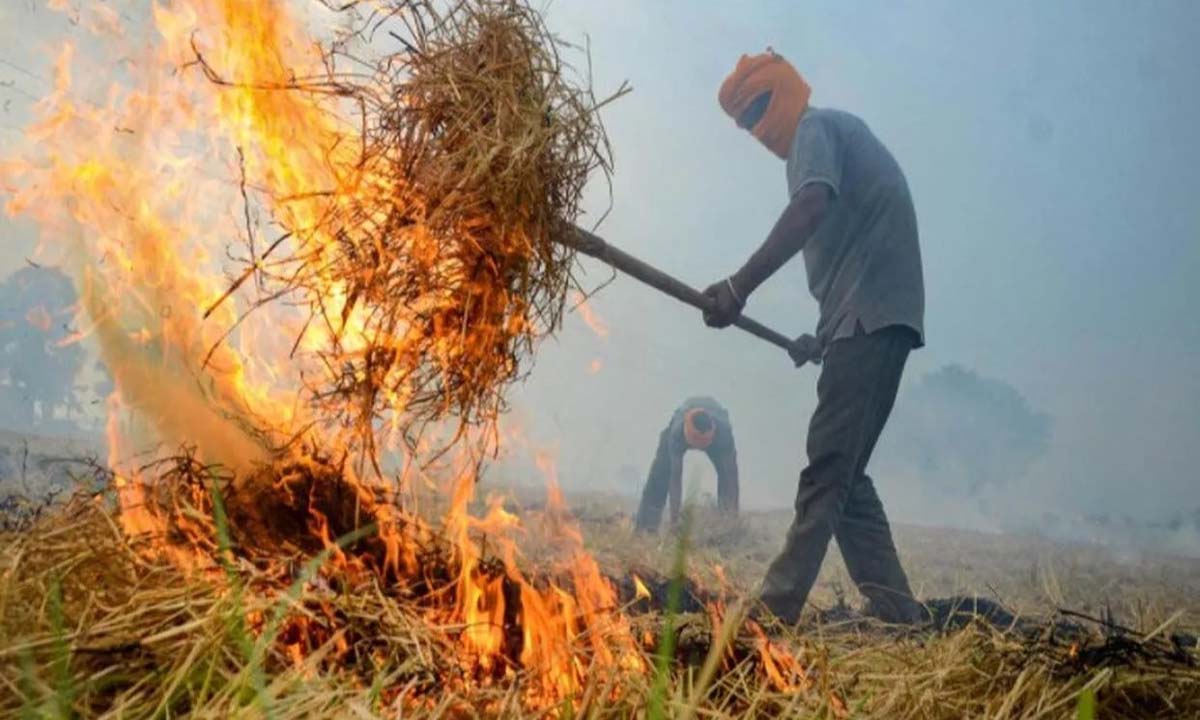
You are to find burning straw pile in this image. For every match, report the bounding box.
[205,0,627,457]
[5,490,1200,719]
[0,485,815,717]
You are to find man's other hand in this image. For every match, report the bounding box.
[788,333,822,367]
[702,278,746,328]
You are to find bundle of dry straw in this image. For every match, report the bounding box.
[211,0,627,458]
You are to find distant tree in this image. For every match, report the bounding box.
[0,266,84,429]
[879,364,1052,496]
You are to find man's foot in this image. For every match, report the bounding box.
[749,595,800,629]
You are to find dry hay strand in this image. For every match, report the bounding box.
[203,0,628,461]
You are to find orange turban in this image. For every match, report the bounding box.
[683,408,716,450]
[718,50,811,160]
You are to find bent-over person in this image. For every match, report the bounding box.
[634,397,738,532]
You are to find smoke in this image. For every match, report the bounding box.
[875,364,1200,558]
[878,364,1052,500]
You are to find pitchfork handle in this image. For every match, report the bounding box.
[562,227,811,361]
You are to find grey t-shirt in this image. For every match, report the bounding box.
[786,107,925,347]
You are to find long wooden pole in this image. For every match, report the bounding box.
[561,227,818,363]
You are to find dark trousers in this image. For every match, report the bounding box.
[761,324,920,624]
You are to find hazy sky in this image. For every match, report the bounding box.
[1,2,1196,529]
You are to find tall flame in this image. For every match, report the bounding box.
[3,2,335,475]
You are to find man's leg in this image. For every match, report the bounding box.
[836,474,920,623]
[759,325,915,622]
[634,429,673,533]
[714,449,739,517]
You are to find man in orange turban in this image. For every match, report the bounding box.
[703,50,926,625]
[634,397,739,533]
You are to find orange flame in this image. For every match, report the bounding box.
[570,290,609,338]
[632,574,651,601]
[747,620,810,693]
[442,449,646,701]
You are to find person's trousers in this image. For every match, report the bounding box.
[760,324,921,624]
[634,429,675,532]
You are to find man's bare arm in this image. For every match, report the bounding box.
[702,182,833,328]
[731,182,832,296]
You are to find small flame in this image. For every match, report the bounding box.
[747,620,810,693]
[570,290,609,338]
[632,574,651,601]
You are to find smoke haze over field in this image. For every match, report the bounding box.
[1,2,1198,549]
[496,0,1200,544]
